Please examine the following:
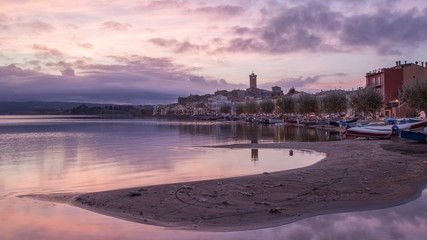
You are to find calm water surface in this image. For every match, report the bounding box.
[0,116,426,240]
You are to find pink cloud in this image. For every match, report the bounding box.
[259,73,348,93]
[0,13,10,30]
[19,19,55,33]
[102,21,131,31]
[137,0,188,11]
[148,38,208,53]
[31,44,64,59]
[77,42,94,49]
[193,5,245,19]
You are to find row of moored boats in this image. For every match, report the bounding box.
[344,118,427,142]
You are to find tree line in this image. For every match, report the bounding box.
[220,91,353,115]
[69,104,153,115]
[219,79,427,117]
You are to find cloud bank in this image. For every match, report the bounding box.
[0,55,245,104]
[148,1,427,55]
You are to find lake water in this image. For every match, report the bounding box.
[0,116,426,240]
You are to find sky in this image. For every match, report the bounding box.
[1,0,427,105]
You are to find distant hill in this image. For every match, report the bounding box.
[0,101,153,115]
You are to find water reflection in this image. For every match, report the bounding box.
[271,188,427,240]
[173,121,342,143]
[0,117,326,197]
[0,117,342,143]
[1,189,426,240]
[1,116,422,240]
[251,149,259,162]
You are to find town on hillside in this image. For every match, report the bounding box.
[153,61,427,120]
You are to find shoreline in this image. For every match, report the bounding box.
[29,139,427,232]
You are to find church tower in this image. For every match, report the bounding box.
[249,72,257,88]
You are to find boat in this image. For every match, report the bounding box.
[341,117,358,126]
[345,120,427,139]
[347,120,370,128]
[361,119,427,131]
[340,117,359,128]
[399,130,427,142]
[284,119,298,124]
[345,127,395,139]
[255,117,269,124]
[327,119,340,126]
[268,118,284,124]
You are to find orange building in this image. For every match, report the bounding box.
[365,61,427,117]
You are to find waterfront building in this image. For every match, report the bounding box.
[208,95,228,115]
[216,100,233,115]
[365,61,427,117]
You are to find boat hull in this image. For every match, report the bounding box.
[400,130,427,142]
[363,120,427,131]
[346,127,392,139]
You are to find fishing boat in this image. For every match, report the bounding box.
[342,117,358,125]
[345,127,395,139]
[327,119,340,126]
[284,119,298,124]
[345,120,427,139]
[399,129,427,142]
[255,117,269,124]
[268,118,284,124]
[361,120,427,131]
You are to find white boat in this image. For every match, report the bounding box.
[268,118,284,124]
[346,127,394,139]
[346,120,427,139]
[362,120,427,131]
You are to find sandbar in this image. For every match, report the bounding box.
[31,139,427,231]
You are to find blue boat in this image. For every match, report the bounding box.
[400,130,427,142]
[341,117,359,127]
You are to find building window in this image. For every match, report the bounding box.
[371,77,375,86]
[376,77,380,85]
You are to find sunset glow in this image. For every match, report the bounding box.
[1,0,427,104]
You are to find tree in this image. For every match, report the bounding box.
[71,104,90,115]
[350,87,384,117]
[259,99,275,113]
[244,101,259,114]
[400,79,427,112]
[233,103,245,115]
[219,103,231,114]
[296,93,318,114]
[287,87,296,94]
[276,96,294,113]
[321,90,348,114]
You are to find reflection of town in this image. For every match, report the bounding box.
[172,121,342,143]
[251,135,259,162]
[251,149,259,162]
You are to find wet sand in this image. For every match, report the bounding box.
[32,139,427,232]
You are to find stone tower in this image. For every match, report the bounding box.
[249,72,257,88]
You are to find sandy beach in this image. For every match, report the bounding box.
[34,139,427,232]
